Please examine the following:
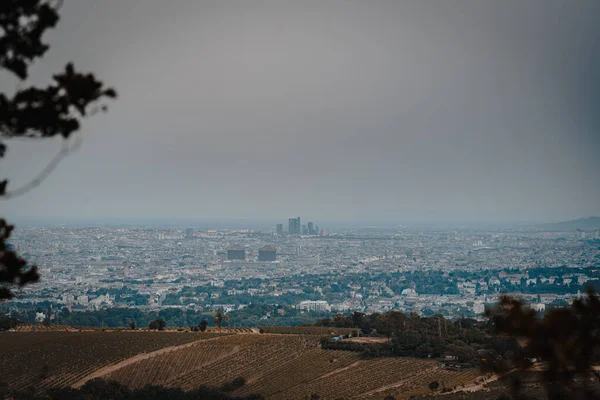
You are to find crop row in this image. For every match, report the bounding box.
[103,335,264,388]
[235,349,362,398]
[164,335,320,391]
[270,357,437,399]
[0,331,220,394]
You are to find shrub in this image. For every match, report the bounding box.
[149,319,166,331]
[428,381,439,392]
[199,319,208,332]
[219,377,246,392]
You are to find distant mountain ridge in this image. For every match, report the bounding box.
[540,217,600,231]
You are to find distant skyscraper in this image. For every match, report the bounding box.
[288,217,301,235]
[302,225,308,235]
[307,222,314,235]
[276,224,283,235]
[185,228,194,239]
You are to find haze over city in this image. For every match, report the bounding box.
[2,0,600,223]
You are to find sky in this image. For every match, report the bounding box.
[1,0,599,224]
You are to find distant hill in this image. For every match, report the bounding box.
[540,217,600,231]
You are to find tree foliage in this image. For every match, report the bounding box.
[487,289,600,399]
[26,378,263,400]
[199,319,208,332]
[214,312,230,328]
[148,319,166,331]
[428,380,439,392]
[319,310,509,364]
[0,0,116,299]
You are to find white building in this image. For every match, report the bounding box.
[299,300,329,312]
[473,302,485,315]
[531,303,546,312]
[62,294,75,304]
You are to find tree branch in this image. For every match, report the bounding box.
[0,133,81,199]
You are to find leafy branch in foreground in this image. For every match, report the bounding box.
[0,0,116,299]
[0,219,39,299]
[487,288,600,399]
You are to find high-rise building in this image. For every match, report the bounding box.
[276,224,283,235]
[227,247,246,261]
[258,245,277,261]
[288,217,301,235]
[307,222,314,235]
[185,228,194,239]
[302,225,308,235]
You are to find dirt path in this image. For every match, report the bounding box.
[437,370,513,396]
[71,335,228,388]
[356,366,439,397]
[315,361,363,380]
[344,337,390,344]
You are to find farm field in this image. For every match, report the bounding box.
[0,331,484,399]
[0,331,228,394]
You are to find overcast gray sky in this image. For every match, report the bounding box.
[1,0,599,224]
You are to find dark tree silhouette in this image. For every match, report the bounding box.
[486,288,600,399]
[428,380,439,392]
[199,319,208,332]
[0,0,116,299]
[37,378,265,400]
[42,305,52,326]
[214,312,225,328]
[149,319,166,331]
[219,377,246,393]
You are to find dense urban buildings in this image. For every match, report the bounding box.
[3,220,599,326]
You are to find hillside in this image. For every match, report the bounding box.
[0,331,229,394]
[0,330,483,399]
[540,216,600,231]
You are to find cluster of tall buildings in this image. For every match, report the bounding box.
[276,217,320,235]
[577,229,600,240]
